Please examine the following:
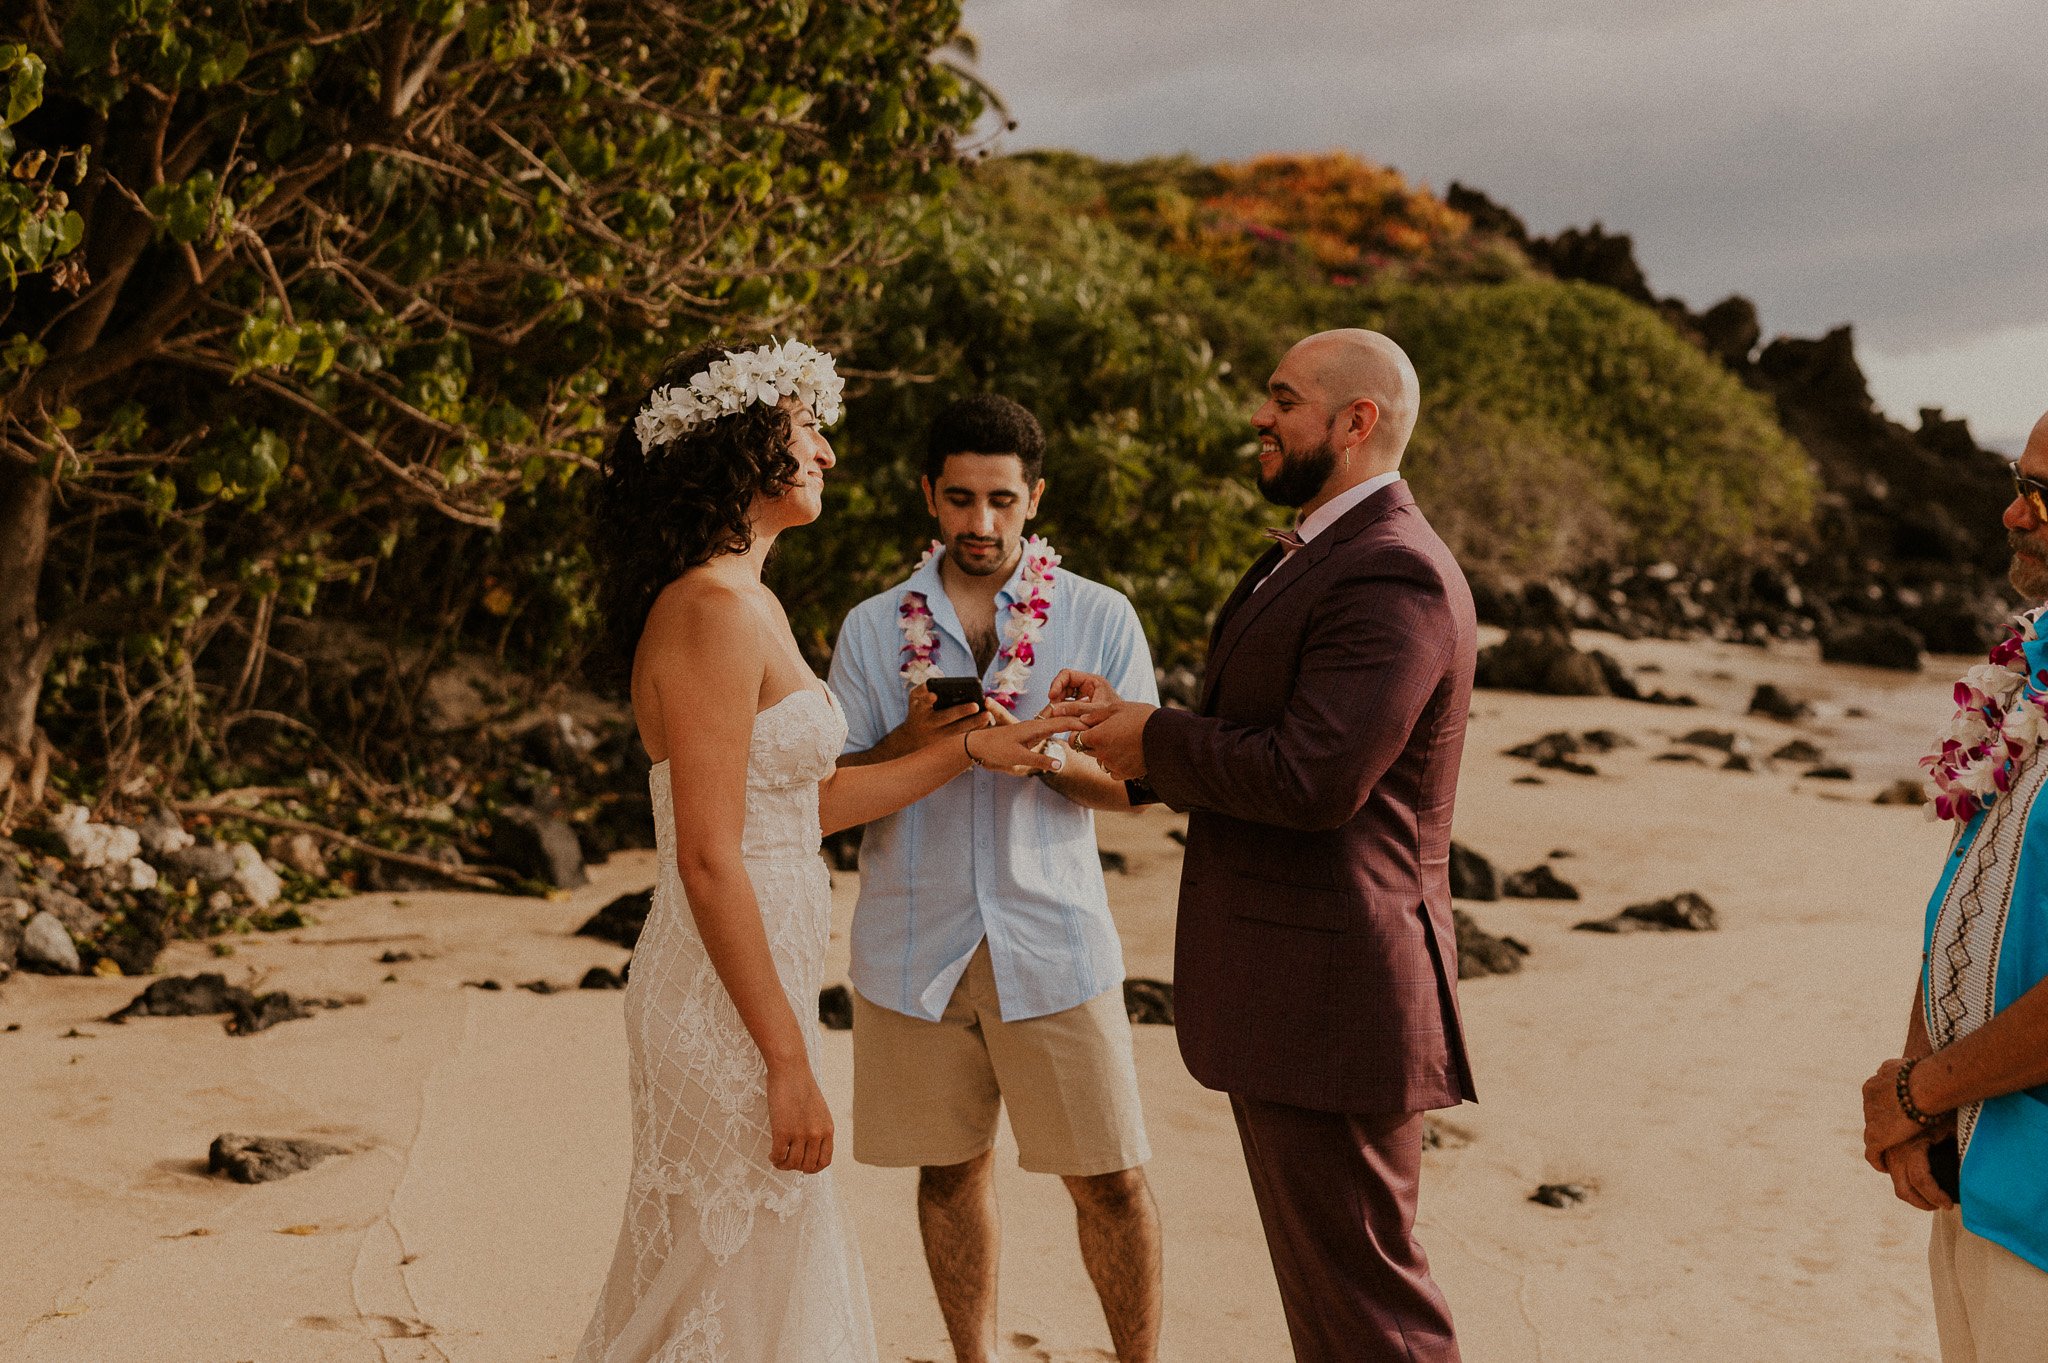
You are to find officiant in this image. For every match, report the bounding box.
[826,393,1165,1363]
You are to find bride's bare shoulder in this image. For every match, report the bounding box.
[633,577,770,709]
[642,572,764,648]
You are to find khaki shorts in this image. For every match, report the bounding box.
[852,945,1151,1177]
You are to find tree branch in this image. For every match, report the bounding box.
[168,799,508,891]
[157,352,506,527]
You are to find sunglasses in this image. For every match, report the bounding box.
[2016,467,2048,522]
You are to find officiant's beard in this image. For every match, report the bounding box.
[1258,436,1339,508]
[2012,530,2048,601]
[944,534,1020,578]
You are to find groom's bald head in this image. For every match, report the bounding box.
[1291,328,1421,463]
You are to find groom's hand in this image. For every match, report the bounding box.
[1051,699,1155,781]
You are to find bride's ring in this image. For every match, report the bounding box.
[1070,735,1087,754]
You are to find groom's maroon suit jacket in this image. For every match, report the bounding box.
[1143,480,1479,1115]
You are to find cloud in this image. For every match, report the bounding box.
[962,0,2048,359]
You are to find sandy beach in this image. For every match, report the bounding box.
[2,629,1965,1363]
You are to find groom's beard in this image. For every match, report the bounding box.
[1257,434,1338,509]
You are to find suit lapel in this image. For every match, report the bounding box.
[1197,481,1416,713]
[1209,543,1285,650]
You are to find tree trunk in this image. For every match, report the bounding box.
[0,458,53,803]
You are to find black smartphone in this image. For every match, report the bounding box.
[926,677,985,710]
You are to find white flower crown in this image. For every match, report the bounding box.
[633,339,845,452]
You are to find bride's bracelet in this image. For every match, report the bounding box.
[963,729,985,770]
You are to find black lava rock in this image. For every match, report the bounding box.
[227,991,315,1035]
[1475,629,1610,696]
[1576,892,1719,934]
[576,889,652,950]
[1821,619,1924,672]
[1099,850,1129,874]
[1530,1182,1591,1209]
[1804,765,1855,781]
[579,965,626,990]
[1455,909,1530,979]
[1123,977,1176,1025]
[818,983,853,1031]
[1505,731,1581,763]
[1747,684,1813,721]
[490,805,589,889]
[107,973,249,1022]
[1449,843,1501,902]
[1771,739,1826,764]
[209,1133,345,1184]
[1875,779,1929,806]
[1502,866,1581,901]
[576,794,657,863]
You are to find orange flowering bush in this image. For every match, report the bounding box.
[1189,152,1474,279]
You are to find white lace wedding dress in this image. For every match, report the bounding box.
[576,686,876,1363]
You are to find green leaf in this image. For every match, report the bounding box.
[0,332,46,373]
[4,48,43,127]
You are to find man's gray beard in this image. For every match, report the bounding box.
[2010,533,2048,601]
[1257,435,1338,509]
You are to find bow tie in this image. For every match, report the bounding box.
[1264,527,1307,552]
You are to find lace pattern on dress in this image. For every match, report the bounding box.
[575,685,874,1363]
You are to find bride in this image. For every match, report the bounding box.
[575,340,1081,1363]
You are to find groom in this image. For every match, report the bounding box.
[1053,329,1477,1362]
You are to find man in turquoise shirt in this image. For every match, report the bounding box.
[828,394,1162,1363]
[1863,408,2048,1362]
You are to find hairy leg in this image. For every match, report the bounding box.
[1062,1166,1163,1363]
[919,1150,1001,1363]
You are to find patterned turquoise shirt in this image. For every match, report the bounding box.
[827,552,1158,1022]
[1921,614,2048,1272]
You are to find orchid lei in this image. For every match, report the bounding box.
[898,536,1061,713]
[632,338,843,452]
[1921,609,2048,822]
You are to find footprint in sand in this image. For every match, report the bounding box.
[1004,1334,1115,1363]
[294,1314,434,1339]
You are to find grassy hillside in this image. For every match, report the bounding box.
[783,151,1817,666]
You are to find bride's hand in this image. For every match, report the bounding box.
[967,713,1091,776]
[765,1060,834,1174]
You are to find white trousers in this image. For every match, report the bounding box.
[1930,1208,2048,1363]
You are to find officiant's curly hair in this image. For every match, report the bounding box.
[591,343,802,676]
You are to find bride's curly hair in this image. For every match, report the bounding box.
[591,343,801,678]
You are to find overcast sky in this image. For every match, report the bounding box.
[963,0,2048,451]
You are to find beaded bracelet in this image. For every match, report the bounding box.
[1896,1057,1939,1128]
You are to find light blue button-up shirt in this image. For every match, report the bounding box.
[827,551,1159,1022]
